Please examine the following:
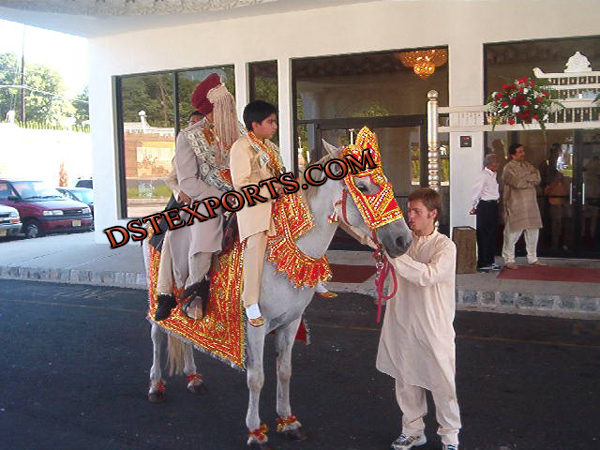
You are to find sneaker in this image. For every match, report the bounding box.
[391,433,426,450]
[443,444,459,450]
[477,267,490,273]
[490,264,502,271]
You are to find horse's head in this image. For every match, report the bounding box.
[322,133,412,258]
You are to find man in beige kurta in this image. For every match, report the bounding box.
[230,100,282,327]
[154,74,238,321]
[377,188,461,450]
[155,112,202,311]
[501,143,544,269]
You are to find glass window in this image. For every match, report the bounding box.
[249,61,278,105]
[119,72,176,218]
[293,47,449,121]
[249,61,279,144]
[485,36,600,101]
[117,66,235,218]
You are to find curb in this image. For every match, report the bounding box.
[1,265,599,318]
[0,265,147,290]
[456,288,600,315]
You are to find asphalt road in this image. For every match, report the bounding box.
[0,280,598,450]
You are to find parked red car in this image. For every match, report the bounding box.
[0,179,93,238]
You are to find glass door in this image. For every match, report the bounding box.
[574,130,600,257]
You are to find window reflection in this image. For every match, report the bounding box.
[120,73,176,218]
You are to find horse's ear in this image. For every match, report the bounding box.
[322,139,340,158]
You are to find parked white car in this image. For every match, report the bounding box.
[0,204,22,238]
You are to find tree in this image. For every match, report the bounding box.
[0,52,74,125]
[0,53,21,121]
[72,86,89,125]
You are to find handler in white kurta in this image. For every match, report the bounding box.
[376,188,461,450]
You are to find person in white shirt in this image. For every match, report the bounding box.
[469,153,500,272]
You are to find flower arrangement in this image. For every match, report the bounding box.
[486,76,563,130]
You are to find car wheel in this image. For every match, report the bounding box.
[23,221,42,239]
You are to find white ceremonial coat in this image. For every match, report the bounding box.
[169,121,229,286]
[376,230,457,396]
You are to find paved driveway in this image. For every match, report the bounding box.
[0,280,598,450]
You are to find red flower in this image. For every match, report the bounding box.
[509,119,515,125]
[525,101,531,106]
[510,98,517,104]
[496,93,503,99]
[530,80,535,87]
[519,87,524,93]
[536,97,543,103]
[542,91,548,97]
[502,84,509,91]
[501,101,508,107]
[533,114,539,120]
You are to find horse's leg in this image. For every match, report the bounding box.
[183,343,208,394]
[274,318,307,441]
[246,327,273,449]
[148,323,166,403]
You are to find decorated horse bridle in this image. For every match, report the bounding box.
[329,127,403,322]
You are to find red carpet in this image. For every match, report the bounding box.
[497,265,600,283]
[330,264,376,283]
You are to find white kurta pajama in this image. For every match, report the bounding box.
[376,231,461,446]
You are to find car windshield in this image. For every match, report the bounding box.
[73,190,93,203]
[12,181,63,199]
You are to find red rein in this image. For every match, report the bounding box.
[372,242,398,323]
[339,187,398,323]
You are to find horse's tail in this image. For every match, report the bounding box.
[167,334,185,376]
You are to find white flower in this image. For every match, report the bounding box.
[523,88,529,94]
[513,106,520,113]
[534,105,539,109]
[543,114,549,121]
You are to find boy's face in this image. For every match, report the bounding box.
[252,113,278,140]
[407,199,437,236]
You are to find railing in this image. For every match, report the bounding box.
[4,120,90,133]
[425,66,600,189]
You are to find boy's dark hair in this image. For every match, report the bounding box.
[508,143,523,156]
[243,100,277,132]
[188,110,203,120]
[408,188,442,216]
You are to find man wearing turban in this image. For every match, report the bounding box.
[154,73,239,321]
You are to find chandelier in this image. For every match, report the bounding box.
[396,49,448,79]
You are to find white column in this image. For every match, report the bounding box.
[234,61,249,122]
[448,41,484,233]
[277,57,294,173]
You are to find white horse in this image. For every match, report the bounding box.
[146,141,412,449]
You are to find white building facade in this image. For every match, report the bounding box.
[2,0,599,257]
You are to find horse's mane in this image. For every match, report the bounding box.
[298,153,334,202]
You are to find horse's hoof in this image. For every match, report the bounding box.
[148,392,165,403]
[188,382,208,395]
[247,443,275,450]
[280,426,307,442]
